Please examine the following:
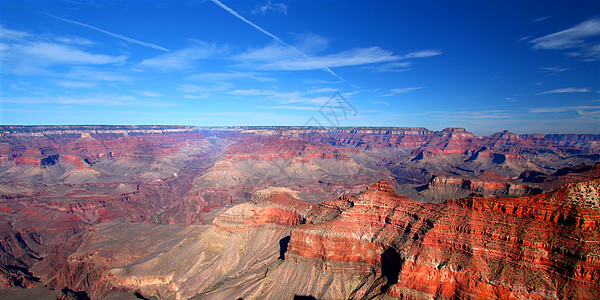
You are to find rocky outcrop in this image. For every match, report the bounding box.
[420,171,534,201]
[284,180,600,299]
[0,126,598,299]
[543,134,600,150]
[213,187,311,231]
[6,179,596,299]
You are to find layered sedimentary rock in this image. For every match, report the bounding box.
[0,126,599,298]
[286,180,600,299]
[24,179,598,300]
[419,171,533,201]
[34,188,309,299]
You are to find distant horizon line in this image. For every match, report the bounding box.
[1,124,598,136]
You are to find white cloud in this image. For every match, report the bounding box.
[256,106,319,111]
[228,89,332,105]
[291,33,329,54]
[131,90,164,97]
[228,89,273,96]
[0,27,126,76]
[537,87,590,95]
[241,46,400,70]
[531,18,600,60]
[26,42,124,64]
[45,13,169,51]
[65,66,131,82]
[236,43,441,72]
[187,71,275,82]
[2,94,176,107]
[519,35,532,42]
[252,1,287,15]
[390,87,423,93]
[139,43,222,71]
[530,105,600,115]
[177,83,232,99]
[400,50,442,59]
[532,16,551,24]
[57,81,97,88]
[307,87,339,94]
[210,0,342,80]
[54,36,95,46]
[0,26,29,40]
[372,101,389,106]
[380,87,423,97]
[374,61,413,72]
[541,67,569,73]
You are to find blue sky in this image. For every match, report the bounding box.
[1,0,599,134]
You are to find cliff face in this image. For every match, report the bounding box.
[25,180,599,300]
[543,134,600,150]
[420,172,532,201]
[285,180,600,299]
[0,126,599,298]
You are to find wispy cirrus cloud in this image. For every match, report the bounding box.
[236,44,440,71]
[252,1,287,15]
[228,88,333,105]
[541,67,569,74]
[373,61,413,72]
[1,93,176,106]
[57,81,97,88]
[211,0,441,76]
[537,87,590,95]
[0,27,126,75]
[532,16,551,24]
[307,87,339,94]
[139,42,222,71]
[256,105,319,111]
[262,47,400,70]
[400,49,442,59]
[131,90,164,97]
[187,71,275,82]
[65,66,131,82]
[44,13,169,51]
[20,42,124,65]
[0,26,29,40]
[210,0,342,80]
[531,18,600,60]
[390,87,423,93]
[54,36,95,46]
[176,82,233,99]
[380,87,423,97]
[530,105,600,115]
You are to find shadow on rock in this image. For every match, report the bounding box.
[279,236,291,260]
[380,247,402,293]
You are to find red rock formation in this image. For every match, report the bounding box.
[213,187,311,231]
[286,180,600,299]
[0,125,598,298]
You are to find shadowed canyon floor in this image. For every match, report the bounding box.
[0,126,599,299]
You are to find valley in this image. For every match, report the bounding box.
[0,125,598,299]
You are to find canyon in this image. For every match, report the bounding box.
[0,125,598,299]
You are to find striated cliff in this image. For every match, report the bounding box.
[0,125,598,298]
[285,180,600,299]
[21,180,599,299]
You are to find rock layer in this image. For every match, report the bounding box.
[0,126,598,298]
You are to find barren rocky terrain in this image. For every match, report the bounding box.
[0,125,598,299]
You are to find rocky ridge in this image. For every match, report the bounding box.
[0,126,598,298]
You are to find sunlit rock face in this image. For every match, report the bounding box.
[41,180,598,299]
[286,180,600,299]
[0,126,598,299]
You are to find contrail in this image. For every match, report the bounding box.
[210,0,343,81]
[45,13,169,52]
